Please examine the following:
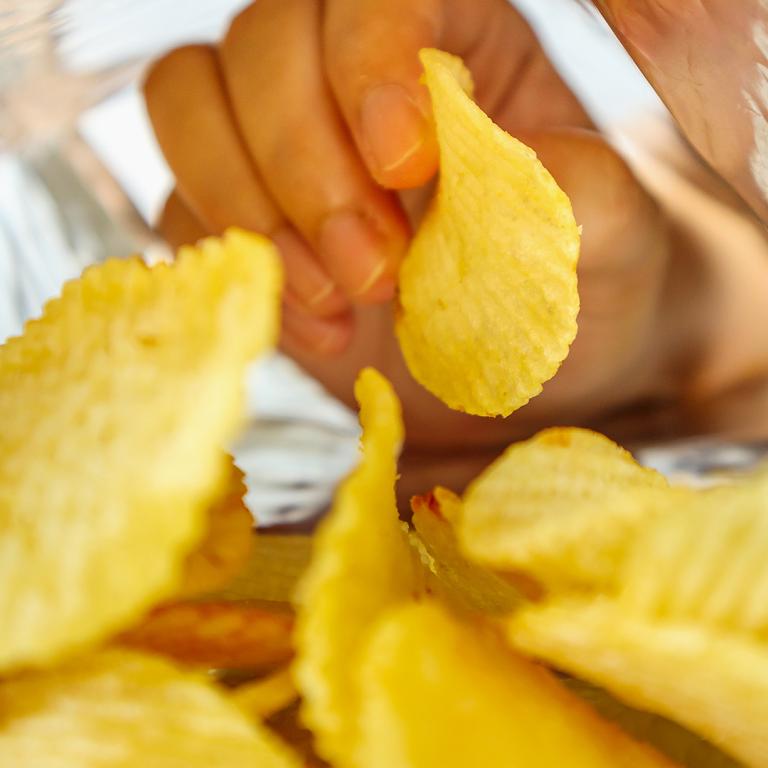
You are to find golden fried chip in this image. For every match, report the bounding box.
[178,457,254,598]
[357,601,675,768]
[119,600,293,670]
[293,368,419,765]
[459,428,672,590]
[411,488,530,614]
[396,48,580,417]
[0,648,300,767]
[213,533,312,604]
[509,600,768,768]
[233,666,298,720]
[619,474,768,634]
[0,228,281,673]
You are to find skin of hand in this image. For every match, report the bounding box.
[145,0,768,494]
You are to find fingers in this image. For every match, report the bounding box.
[220,0,409,304]
[157,189,208,250]
[144,43,349,324]
[323,0,443,188]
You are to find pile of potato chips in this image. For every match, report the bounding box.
[0,48,765,768]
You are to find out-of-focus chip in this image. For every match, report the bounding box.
[410,488,530,614]
[619,475,768,633]
[396,48,580,417]
[213,533,312,604]
[178,457,254,598]
[0,228,281,673]
[233,666,298,720]
[293,368,419,766]
[508,600,768,768]
[357,601,676,768]
[459,428,672,590]
[0,648,300,767]
[119,600,293,670]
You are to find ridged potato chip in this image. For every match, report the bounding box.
[0,648,300,767]
[396,48,580,417]
[619,474,768,633]
[509,600,768,767]
[459,428,672,590]
[0,228,281,673]
[293,368,418,766]
[178,457,254,598]
[357,601,675,768]
[119,600,294,670]
[410,488,529,614]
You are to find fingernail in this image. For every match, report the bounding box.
[360,83,427,178]
[271,227,348,317]
[319,211,398,302]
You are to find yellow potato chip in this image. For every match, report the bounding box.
[357,600,675,768]
[233,666,298,720]
[410,488,530,614]
[619,474,768,634]
[119,600,294,670]
[0,228,281,673]
[459,428,672,590]
[0,648,300,767]
[292,368,419,765]
[396,48,580,417]
[178,457,254,598]
[509,600,768,767]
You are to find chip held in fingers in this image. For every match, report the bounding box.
[0,228,281,674]
[396,48,580,417]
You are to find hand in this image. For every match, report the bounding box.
[144,0,765,490]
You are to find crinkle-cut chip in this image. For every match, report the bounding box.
[119,600,293,670]
[459,428,673,591]
[0,648,300,767]
[293,368,418,766]
[620,473,768,635]
[357,601,676,768]
[233,667,298,720]
[411,488,531,614]
[212,534,312,604]
[508,599,768,768]
[395,48,580,417]
[0,227,281,673]
[178,457,254,598]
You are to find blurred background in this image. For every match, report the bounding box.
[3,0,758,522]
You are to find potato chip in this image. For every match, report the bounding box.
[509,600,768,767]
[410,487,530,614]
[292,368,419,766]
[459,428,672,590]
[213,533,312,604]
[178,457,254,598]
[233,666,298,720]
[0,648,300,767]
[619,474,768,634]
[119,600,293,670]
[0,228,281,673]
[357,601,675,768]
[396,48,580,417]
